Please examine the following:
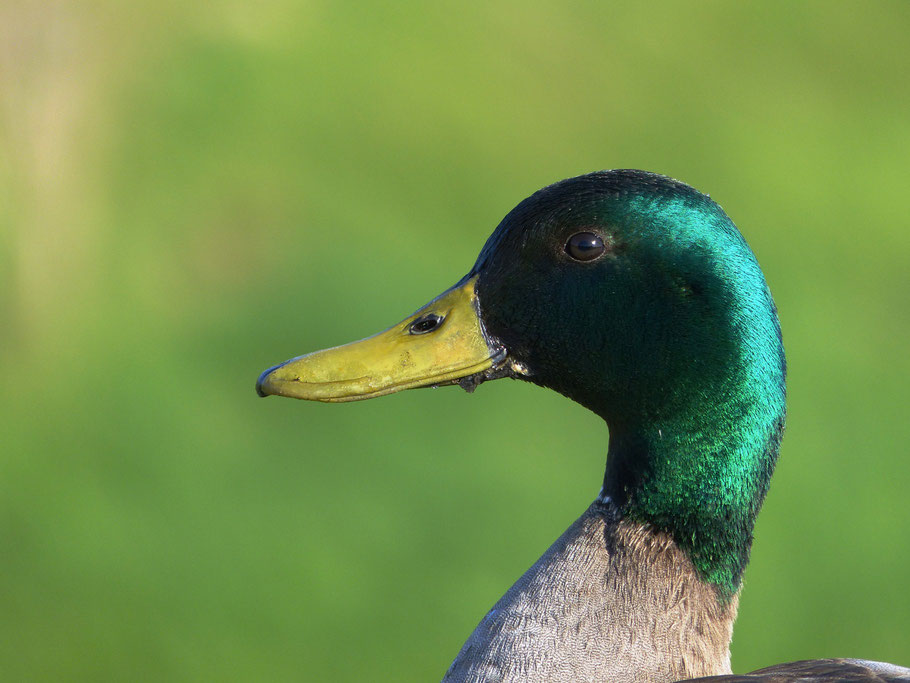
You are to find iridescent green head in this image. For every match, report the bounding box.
[472,171,786,597]
[258,170,786,599]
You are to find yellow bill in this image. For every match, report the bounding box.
[256,276,504,402]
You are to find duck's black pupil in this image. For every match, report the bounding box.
[410,314,443,335]
[566,232,605,261]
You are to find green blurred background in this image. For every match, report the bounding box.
[2,1,909,680]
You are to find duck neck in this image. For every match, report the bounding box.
[602,371,786,600]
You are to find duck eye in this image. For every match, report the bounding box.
[409,313,444,335]
[565,232,605,261]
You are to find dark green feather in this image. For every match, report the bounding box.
[472,170,786,598]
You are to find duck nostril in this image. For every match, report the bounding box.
[409,313,444,335]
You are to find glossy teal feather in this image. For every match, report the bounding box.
[617,190,786,597]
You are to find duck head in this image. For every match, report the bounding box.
[257,170,786,599]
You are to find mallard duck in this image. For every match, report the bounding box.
[256,170,910,682]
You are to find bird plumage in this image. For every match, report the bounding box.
[443,500,737,682]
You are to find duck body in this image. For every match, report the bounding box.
[257,170,909,682]
[444,500,736,682]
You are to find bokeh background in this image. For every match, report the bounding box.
[2,1,909,680]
